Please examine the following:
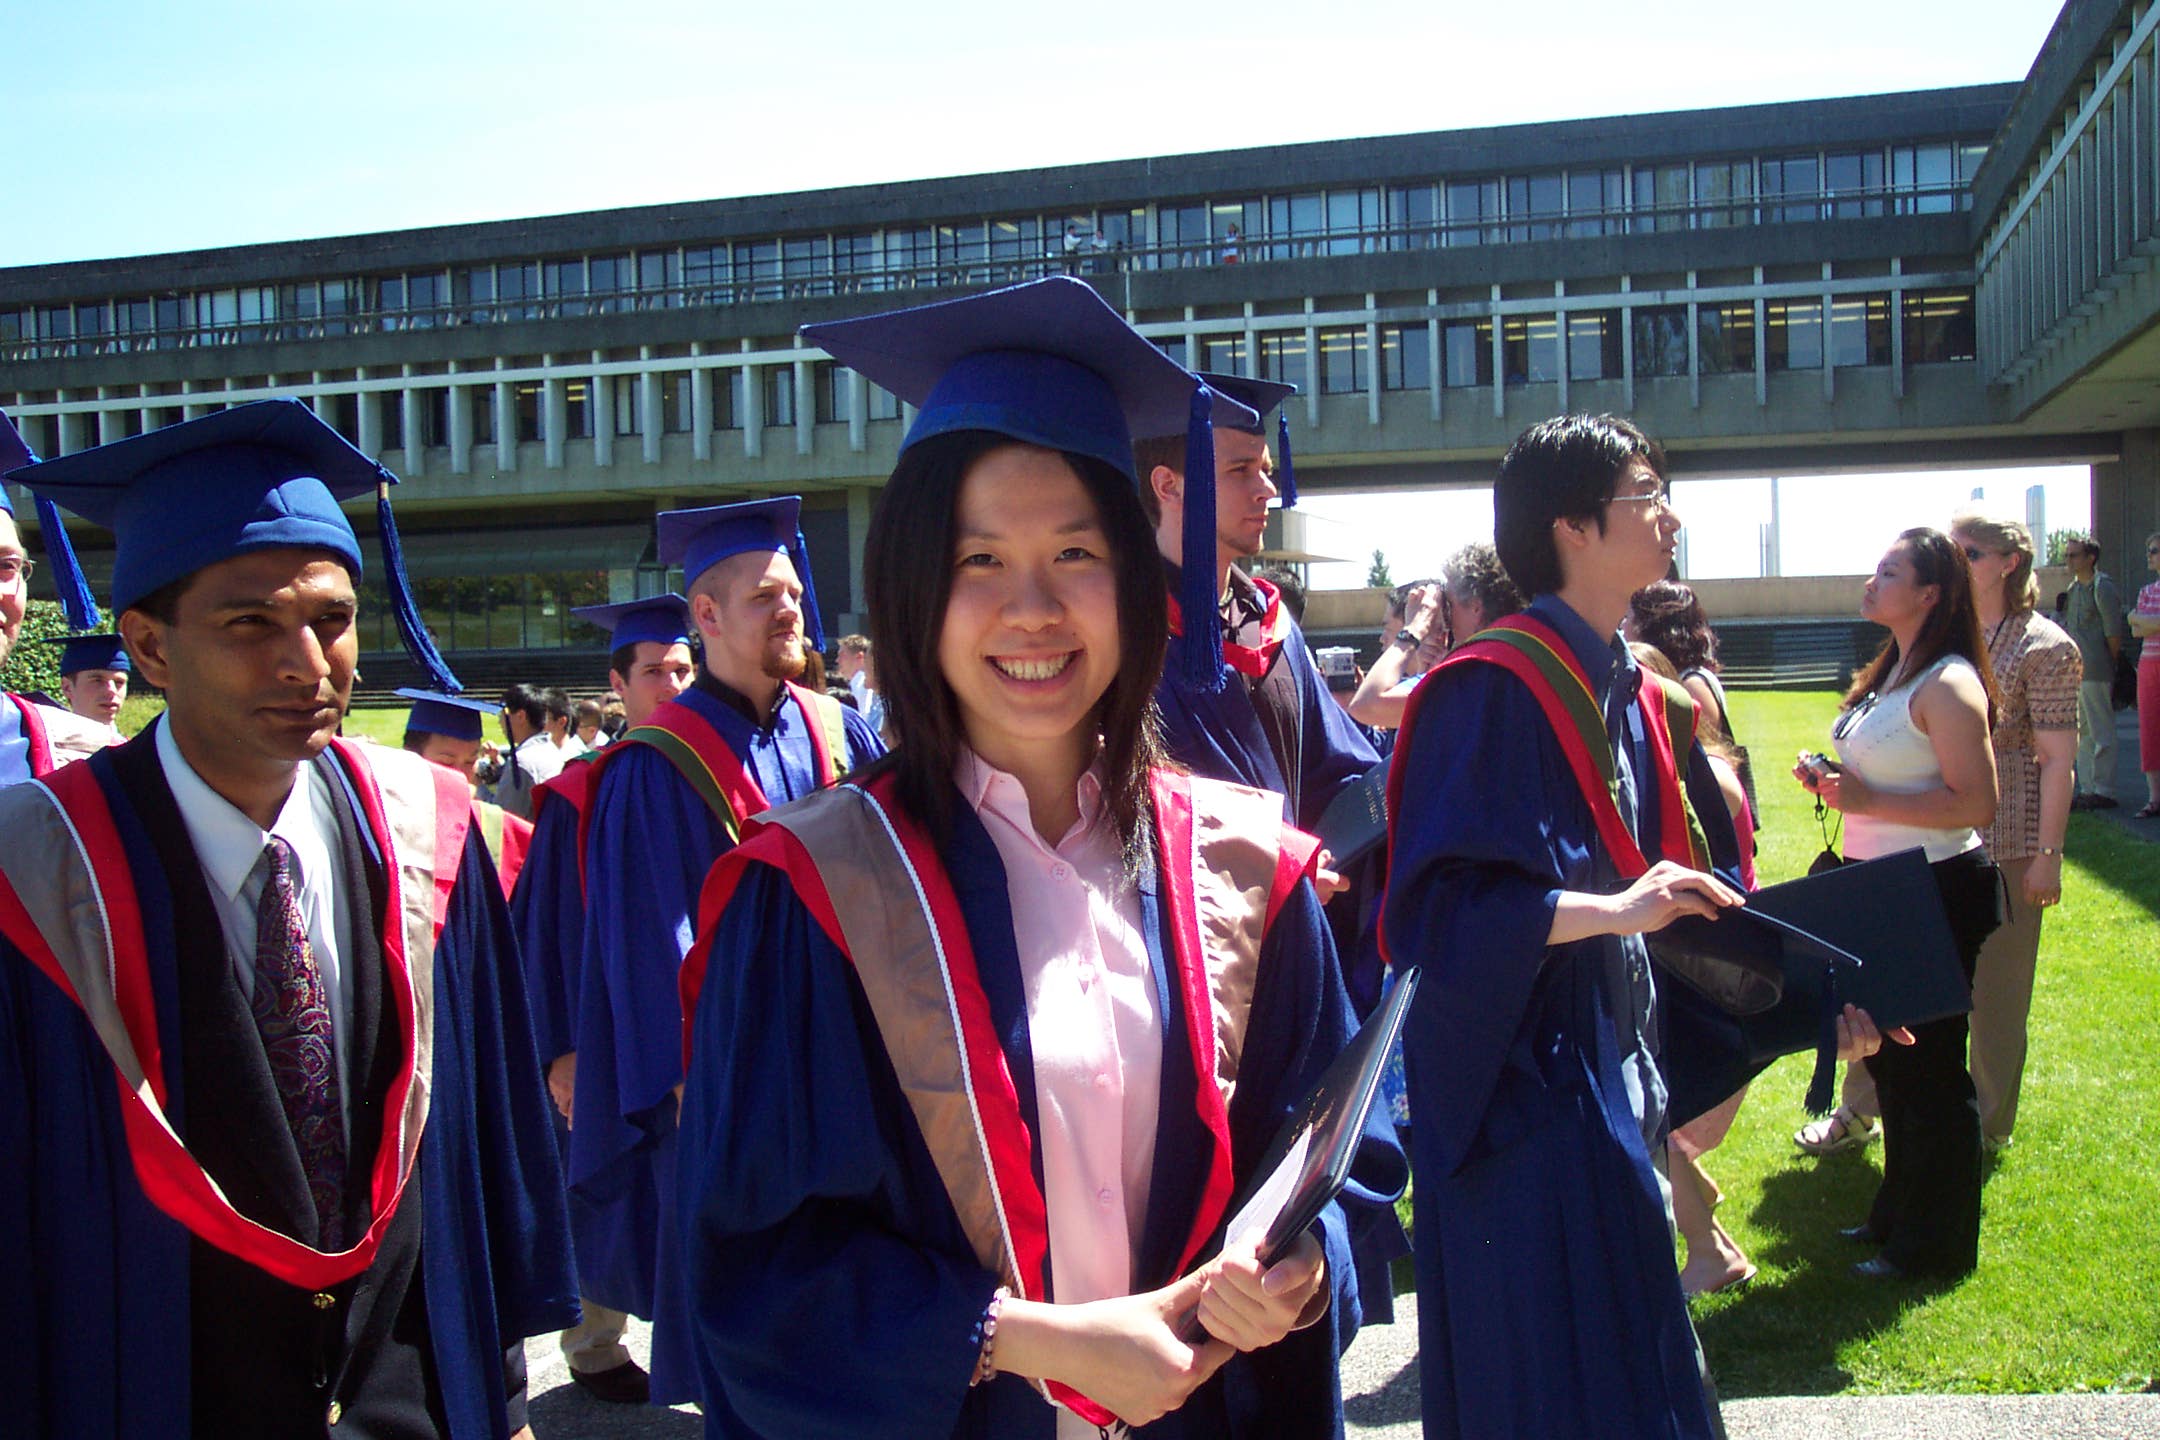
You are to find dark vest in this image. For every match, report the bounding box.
[110,737,445,1436]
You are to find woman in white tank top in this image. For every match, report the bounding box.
[1794,527,2003,1280]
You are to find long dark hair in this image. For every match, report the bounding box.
[861,430,1168,875]
[1844,527,1999,727]
[1629,580,1719,674]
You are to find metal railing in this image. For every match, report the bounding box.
[1,182,1974,364]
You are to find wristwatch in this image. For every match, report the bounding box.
[1395,627,1425,651]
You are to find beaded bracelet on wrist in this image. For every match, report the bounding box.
[969,1285,1010,1387]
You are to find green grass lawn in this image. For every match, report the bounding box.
[116,698,434,751]
[1687,690,2159,1396]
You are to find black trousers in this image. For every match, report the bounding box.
[1861,846,2003,1276]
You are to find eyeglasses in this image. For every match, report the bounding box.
[1606,487,1673,512]
[0,556,36,587]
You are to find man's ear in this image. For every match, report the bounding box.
[1148,464,1182,516]
[1551,512,1595,556]
[689,589,722,636]
[117,608,173,692]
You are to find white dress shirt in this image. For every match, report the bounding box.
[156,716,354,1123]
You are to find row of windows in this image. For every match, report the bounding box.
[7,289,1976,461]
[1163,290,1975,390]
[2,140,1991,359]
[353,572,611,656]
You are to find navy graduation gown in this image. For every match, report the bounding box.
[676,788,1403,1439]
[1383,597,1741,1440]
[0,738,578,1440]
[572,680,882,1403]
[510,766,590,1068]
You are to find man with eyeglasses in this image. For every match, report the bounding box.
[2061,536,2126,809]
[0,411,122,784]
[1384,414,1899,1440]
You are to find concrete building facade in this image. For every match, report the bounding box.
[3,0,2154,682]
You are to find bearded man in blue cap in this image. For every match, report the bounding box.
[567,503,883,1405]
[0,399,576,1440]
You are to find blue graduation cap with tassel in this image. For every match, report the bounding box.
[800,275,1258,691]
[3,398,462,694]
[1193,371,1299,510]
[654,497,826,655]
[0,407,103,631]
[42,632,131,676]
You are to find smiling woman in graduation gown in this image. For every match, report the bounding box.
[675,279,1403,1439]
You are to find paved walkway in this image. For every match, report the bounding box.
[522,1295,2160,1437]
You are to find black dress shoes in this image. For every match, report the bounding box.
[571,1359,652,1405]
[1838,1223,1885,1245]
[1852,1256,1909,1280]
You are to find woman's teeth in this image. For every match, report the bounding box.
[993,653,1073,681]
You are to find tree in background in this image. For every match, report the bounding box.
[2045,529,2086,566]
[1367,549,1393,589]
[0,599,69,700]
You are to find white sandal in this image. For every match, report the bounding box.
[1792,1105,1877,1156]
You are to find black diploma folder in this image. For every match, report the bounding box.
[1214,966,1419,1265]
[1312,759,1391,868]
[1658,846,1971,1035]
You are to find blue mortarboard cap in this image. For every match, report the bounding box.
[6,399,461,693]
[1194,370,1299,508]
[800,276,1255,689]
[572,593,694,651]
[396,687,500,742]
[655,497,825,653]
[44,632,130,675]
[0,407,101,629]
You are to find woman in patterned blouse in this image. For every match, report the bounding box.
[1950,508,2081,1149]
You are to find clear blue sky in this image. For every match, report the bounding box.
[4,0,2080,581]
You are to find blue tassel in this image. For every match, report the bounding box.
[791,530,825,656]
[1275,410,1298,510]
[375,483,462,694]
[33,495,99,631]
[1179,382,1226,692]
[1805,963,1843,1117]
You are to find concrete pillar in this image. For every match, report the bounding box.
[448,366,473,476]
[1752,272,1767,408]
[847,366,867,452]
[1554,281,1569,414]
[400,366,423,477]
[1889,258,1906,403]
[592,371,614,469]
[846,485,874,633]
[1303,299,1320,428]
[94,389,117,444]
[742,343,763,459]
[1820,264,1835,404]
[543,365,567,469]
[494,367,516,471]
[1686,284,1701,410]
[640,351,663,466]
[795,359,814,456]
[691,347,714,462]
[356,368,381,456]
[2094,427,2160,581]
[1489,286,1505,421]
[1425,294,1442,424]
[1358,294,1380,426]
